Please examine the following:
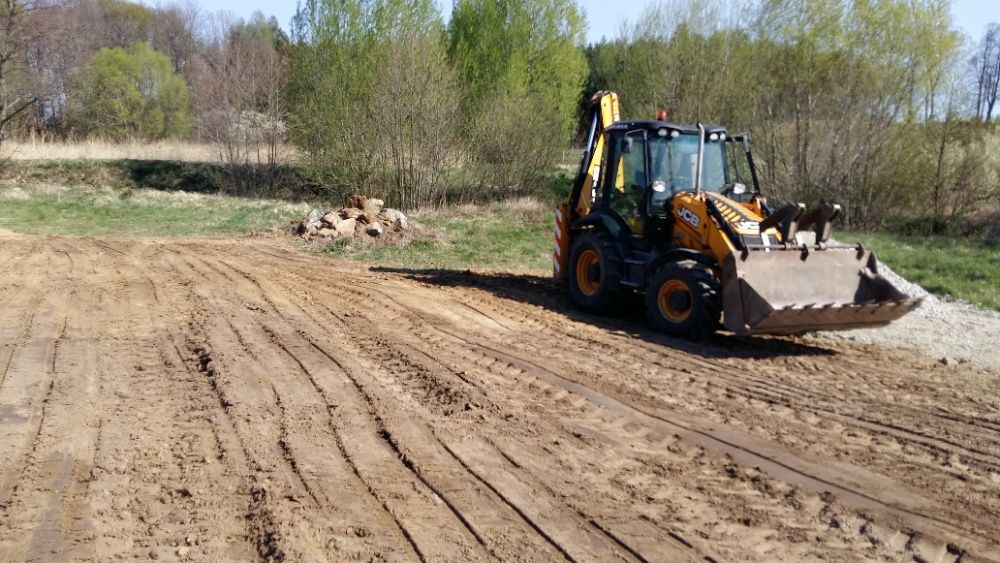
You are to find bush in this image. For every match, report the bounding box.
[69,42,191,140]
[449,0,588,194]
[289,0,459,210]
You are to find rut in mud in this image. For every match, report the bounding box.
[0,235,998,562]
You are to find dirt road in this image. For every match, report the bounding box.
[1,236,998,562]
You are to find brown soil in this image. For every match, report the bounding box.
[0,235,998,562]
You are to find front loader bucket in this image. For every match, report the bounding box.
[721,247,922,335]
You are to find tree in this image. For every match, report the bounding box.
[448,0,588,190]
[91,0,155,48]
[971,23,1000,122]
[69,41,190,139]
[0,0,63,144]
[18,0,204,137]
[605,0,755,124]
[370,30,460,207]
[199,12,290,194]
[289,0,459,207]
[150,1,199,76]
[752,0,960,227]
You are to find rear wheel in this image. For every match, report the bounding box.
[568,231,624,315]
[645,260,722,340]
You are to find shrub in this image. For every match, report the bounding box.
[69,42,191,140]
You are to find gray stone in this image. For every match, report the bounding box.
[303,209,323,234]
[320,210,342,227]
[335,217,357,237]
[365,222,384,236]
[381,208,409,230]
[364,198,384,215]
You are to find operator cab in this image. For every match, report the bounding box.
[593,120,759,235]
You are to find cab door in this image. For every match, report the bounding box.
[602,130,648,235]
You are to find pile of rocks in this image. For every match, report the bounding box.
[294,195,410,242]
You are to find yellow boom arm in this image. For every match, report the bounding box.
[554,92,620,279]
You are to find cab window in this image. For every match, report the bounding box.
[605,132,646,233]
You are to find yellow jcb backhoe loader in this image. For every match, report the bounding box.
[553,92,921,339]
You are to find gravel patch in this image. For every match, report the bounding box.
[810,257,1000,374]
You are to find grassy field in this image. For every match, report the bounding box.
[328,202,999,311]
[0,184,308,237]
[1,161,994,311]
[327,200,998,313]
[324,198,554,273]
[844,231,999,311]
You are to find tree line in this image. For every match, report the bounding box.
[1,0,998,231]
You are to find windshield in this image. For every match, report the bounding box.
[648,133,728,194]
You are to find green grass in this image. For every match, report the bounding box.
[324,203,1000,311]
[324,199,554,272]
[845,231,1000,311]
[0,184,310,237]
[4,176,994,313]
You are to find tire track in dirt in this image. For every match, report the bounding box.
[54,238,99,275]
[158,249,327,562]
[21,295,102,562]
[193,246,644,562]
[266,330,488,562]
[135,245,1000,560]
[518,323,1000,530]
[304,336,658,563]
[427,292,998,555]
[212,251,775,561]
[197,248,574,561]
[0,297,66,512]
[0,282,87,561]
[3,237,999,562]
[444,330,974,534]
[174,250,433,561]
[305,281,923,559]
[175,336,289,563]
[330,280,916,560]
[353,270,1000,532]
[246,256,996,563]
[624,335,1000,461]
[0,290,42,391]
[71,239,257,561]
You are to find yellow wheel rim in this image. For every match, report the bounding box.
[575,249,601,296]
[658,279,692,322]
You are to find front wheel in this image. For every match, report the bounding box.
[645,260,722,340]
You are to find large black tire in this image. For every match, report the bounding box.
[568,231,625,315]
[645,260,722,340]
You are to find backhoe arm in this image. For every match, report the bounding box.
[554,92,620,279]
[569,91,620,219]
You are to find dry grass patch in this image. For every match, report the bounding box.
[3,139,299,164]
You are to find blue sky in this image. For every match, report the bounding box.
[183,0,997,44]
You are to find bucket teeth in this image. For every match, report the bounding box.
[742,297,923,334]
